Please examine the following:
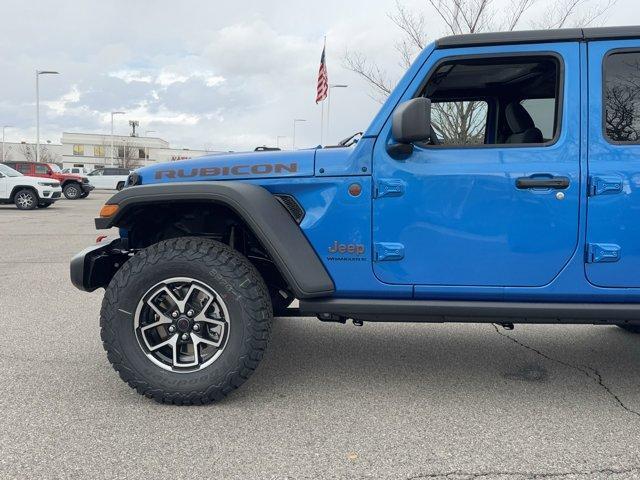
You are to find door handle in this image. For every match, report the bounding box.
[516,176,570,190]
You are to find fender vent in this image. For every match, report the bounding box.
[274,194,305,224]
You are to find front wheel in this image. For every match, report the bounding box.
[14,189,38,210]
[63,183,81,200]
[116,181,125,191]
[100,237,272,405]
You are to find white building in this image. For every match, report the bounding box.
[1,132,221,170]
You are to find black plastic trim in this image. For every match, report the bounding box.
[95,182,335,298]
[70,237,123,292]
[436,26,640,49]
[299,298,640,324]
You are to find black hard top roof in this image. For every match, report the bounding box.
[436,26,640,49]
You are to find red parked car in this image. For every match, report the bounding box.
[2,161,94,199]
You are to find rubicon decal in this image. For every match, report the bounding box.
[154,163,298,180]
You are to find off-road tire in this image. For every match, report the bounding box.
[100,237,272,405]
[63,182,81,200]
[617,324,640,334]
[14,189,37,210]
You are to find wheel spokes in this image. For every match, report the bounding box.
[136,278,230,372]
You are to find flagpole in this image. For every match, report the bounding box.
[320,36,327,146]
[320,100,325,146]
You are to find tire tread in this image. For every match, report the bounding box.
[100,237,272,405]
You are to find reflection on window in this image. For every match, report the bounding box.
[431,101,488,145]
[604,51,640,143]
[94,145,105,157]
[73,144,84,156]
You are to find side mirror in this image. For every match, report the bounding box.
[0,172,5,178]
[389,97,432,155]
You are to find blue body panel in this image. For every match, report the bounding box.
[130,37,640,303]
[373,42,582,287]
[586,39,640,288]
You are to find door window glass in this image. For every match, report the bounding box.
[34,164,49,174]
[419,55,561,147]
[520,98,556,140]
[431,101,488,145]
[604,51,640,143]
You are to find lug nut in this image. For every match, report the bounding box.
[171,311,179,318]
[181,333,189,341]
[187,309,194,317]
[168,325,176,333]
[193,324,200,332]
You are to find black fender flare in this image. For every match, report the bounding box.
[95,181,335,299]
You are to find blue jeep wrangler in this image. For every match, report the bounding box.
[72,26,640,404]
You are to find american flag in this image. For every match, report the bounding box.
[316,43,328,104]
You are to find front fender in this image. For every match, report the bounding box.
[93,181,335,298]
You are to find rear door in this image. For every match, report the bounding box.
[586,40,640,287]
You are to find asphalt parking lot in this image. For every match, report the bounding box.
[1,192,640,479]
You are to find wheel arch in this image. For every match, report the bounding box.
[96,182,335,299]
[9,185,39,201]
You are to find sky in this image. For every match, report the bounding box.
[0,0,638,152]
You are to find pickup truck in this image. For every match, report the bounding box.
[71,26,640,405]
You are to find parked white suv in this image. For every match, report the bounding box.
[0,164,62,209]
[87,167,130,190]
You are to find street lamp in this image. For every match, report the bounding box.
[36,70,60,162]
[110,111,126,167]
[292,119,306,150]
[276,136,286,149]
[327,84,348,145]
[2,125,12,162]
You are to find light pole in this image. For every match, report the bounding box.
[292,119,306,150]
[276,136,286,149]
[145,130,156,161]
[36,70,60,162]
[2,125,12,162]
[327,84,348,145]
[110,111,126,167]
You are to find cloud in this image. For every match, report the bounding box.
[109,70,153,84]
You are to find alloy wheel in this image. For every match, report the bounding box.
[134,277,230,373]
[16,192,35,209]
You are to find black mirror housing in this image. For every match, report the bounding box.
[392,97,432,144]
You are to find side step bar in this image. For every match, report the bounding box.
[298,298,640,325]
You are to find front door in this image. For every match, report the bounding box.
[372,43,582,287]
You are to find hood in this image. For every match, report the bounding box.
[136,150,315,185]
[8,175,59,187]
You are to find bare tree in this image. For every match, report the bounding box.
[345,0,616,101]
[17,143,59,163]
[117,140,144,169]
[344,0,615,144]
